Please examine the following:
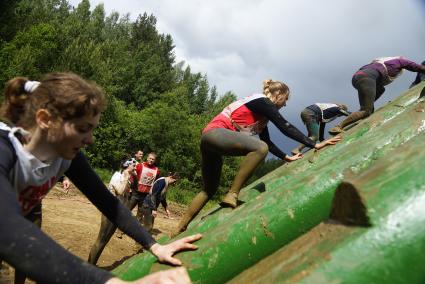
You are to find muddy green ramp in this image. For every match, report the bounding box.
[229,130,425,284]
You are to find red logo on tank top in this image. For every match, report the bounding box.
[19,176,57,213]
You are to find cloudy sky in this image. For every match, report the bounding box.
[70,0,425,154]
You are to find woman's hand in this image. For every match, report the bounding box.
[314,135,341,150]
[149,234,202,266]
[165,209,174,219]
[106,267,191,284]
[62,178,70,193]
[152,210,158,218]
[284,153,303,162]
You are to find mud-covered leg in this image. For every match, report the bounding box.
[221,140,268,208]
[330,76,376,135]
[293,110,319,154]
[175,128,269,236]
[175,141,222,234]
[140,206,154,232]
[88,195,137,264]
[87,215,118,265]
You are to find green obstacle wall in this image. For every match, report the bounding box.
[113,82,425,283]
[229,130,425,284]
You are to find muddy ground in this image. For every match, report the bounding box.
[0,185,186,283]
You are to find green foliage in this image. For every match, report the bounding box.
[167,178,198,205]
[0,23,59,82]
[0,0,251,204]
[93,167,114,183]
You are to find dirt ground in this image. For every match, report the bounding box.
[0,184,186,283]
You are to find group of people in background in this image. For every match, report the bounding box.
[0,56,424,284]
[88,149,180,264]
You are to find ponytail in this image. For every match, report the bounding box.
[1,77,36,125]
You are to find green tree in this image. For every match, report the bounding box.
[0,23,59,83]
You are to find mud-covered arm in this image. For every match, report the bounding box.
[154,179,168,210]
[319,122,326,141]
[259,126,287,159]
[65,152,156,249]
[0,138,112,284]
[160,196,168,211]
[161,198,168,210]
[246,98,316,148]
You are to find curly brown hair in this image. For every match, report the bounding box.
[1,72,106,129]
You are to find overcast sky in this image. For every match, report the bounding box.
[69,0,425,154]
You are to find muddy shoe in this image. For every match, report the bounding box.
[220,192,238,208]
[329,126,343,135]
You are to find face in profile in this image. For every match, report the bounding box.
[169,176,178,185]
[48,113,100,160]
[127,163,135,172]
[274,92,289,109]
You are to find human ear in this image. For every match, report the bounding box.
[35,109,52,130]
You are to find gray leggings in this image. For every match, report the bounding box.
[339,69,386,129]
[201,128,269,197]
[176,128,270,232]
[352,68,385,116]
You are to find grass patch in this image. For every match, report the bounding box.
[94,167,114,183]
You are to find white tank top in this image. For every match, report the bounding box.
[0,122,71,214]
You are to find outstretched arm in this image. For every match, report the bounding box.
[248,98,341,151]
[398,58,425,73]
[259,127,303,162]
[319,123,325,141]
[247,98,316,148]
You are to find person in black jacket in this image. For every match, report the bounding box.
[292,103,350,154]
[141,172,180,232]
[0,72,201,284]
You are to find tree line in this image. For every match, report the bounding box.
[0,0,283,204]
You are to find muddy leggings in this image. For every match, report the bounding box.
[300,108,321,141]
[178,128,269,231]
[87,191,147,265]
[339,68,385,128]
